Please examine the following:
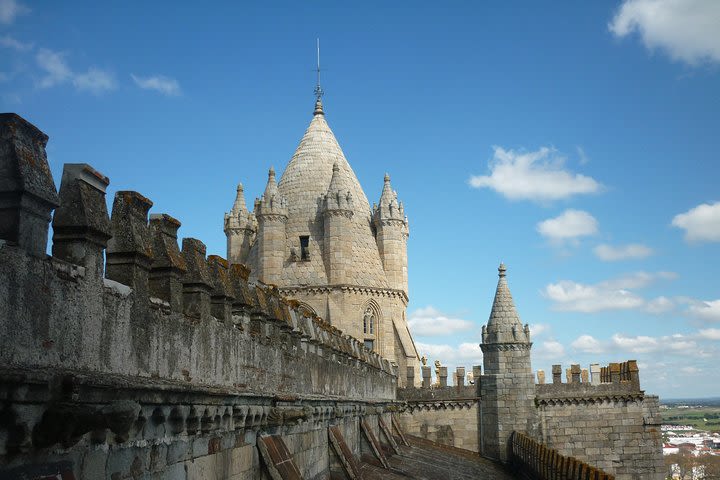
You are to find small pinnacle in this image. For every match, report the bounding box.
[237,183,243,192]
[384,173,390,183]
[314,97,324,116]
[498,262,507,277]
[332,162,339,172]
[268,167,275,178]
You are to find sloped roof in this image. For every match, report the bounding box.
[250,99,389,288]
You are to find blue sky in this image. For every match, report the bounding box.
[2,1,719,398]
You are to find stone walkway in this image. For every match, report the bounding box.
[359,436,514,480]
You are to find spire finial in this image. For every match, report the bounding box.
[384,173,390,183]
[314,38,323,101]
[498,262,507,277]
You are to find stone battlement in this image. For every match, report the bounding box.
[535,361,641,404]
[0,113,394,396]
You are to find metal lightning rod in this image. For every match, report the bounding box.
[314,38,323,99]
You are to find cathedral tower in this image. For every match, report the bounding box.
[226,96,419,385]
[253,167,287,285]
[372,173,409,293]
[224,183,256,265]
[479,263,537,462]
[322,162,354,285]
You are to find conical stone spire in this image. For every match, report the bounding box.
[224,183,256,233]
[373,173,406,225]
[255,167,287,215]
[482,263,530,344]
[231,183,247,215]
[324,162,353,212]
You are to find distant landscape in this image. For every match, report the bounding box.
[661,397,720,432]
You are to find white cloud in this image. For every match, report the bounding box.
[408,306,474,336]
[0,0,29,24]
[36,48,72,88]
[611,333,696,354]
[544,271,676,313]
[571,334,604,353]
[645,296,674,314]
[594,243,653,261]
[537,209,599,244]
[0,34,32,51]
[672,201,720,243]
[698,328,720,340]
[35,48,115,94]
[131,74,181,96]
[415,341,483,367]
[469,146,602,202]
[687,299,720,322]
[535,340,566,358]
[601,271,677,290]
[529,323,550,337]
[609,0,720,65]
[73,68,116,94]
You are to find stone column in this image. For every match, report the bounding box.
[149,213,186,313]
[552,365,562,384]
[106,191,153,305]
[421,366,431,388]
[52,164,112,278]
[455,367,465,387]
[207,255,234,324]
[590,364,601,385]
[438,367,448,387]
[0,113,59,256]
[571,364,581,384]
[581,368,589,384]
[537,370,545,385]
[181,238,212,320]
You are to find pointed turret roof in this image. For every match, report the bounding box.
[231,183,248,214]
[224,183,256,233]
[483,263,530,344]
[247,98,389,288]
[373,173,406,224]
[255,167,287,217]
[324,162,353,212]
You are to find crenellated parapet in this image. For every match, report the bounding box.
[0,113,396,398]
[0,113,59,257]
[535,360,642,406]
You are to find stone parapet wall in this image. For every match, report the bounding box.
[535,362,664,480]
[395,384,480,452]
[0,113,399,478]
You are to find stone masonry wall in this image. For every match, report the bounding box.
[396,383,479,452]
[535,362,664,480]
[0,113,398,480]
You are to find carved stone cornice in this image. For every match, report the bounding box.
[280,284,409,303]
[536,393,645,407]
[375,218,406,228]
[480,342,532,352]
[323,209,354,219]
[398,399,479,413]
[257,214,288,224]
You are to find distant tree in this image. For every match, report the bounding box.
[665,451,697,479]
[703,454,720,480]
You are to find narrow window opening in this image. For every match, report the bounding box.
[299,236,310,261]
[364,339,374,351]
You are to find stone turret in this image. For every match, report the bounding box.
[224,183,256,265]
[322,162,354,284]
[372,173,409,293]
[479,263,537,463]
[254,167,288,285]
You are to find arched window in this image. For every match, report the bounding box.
[363,307,375,335]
